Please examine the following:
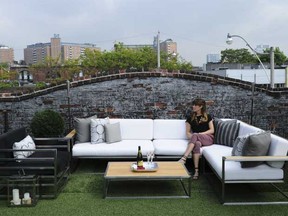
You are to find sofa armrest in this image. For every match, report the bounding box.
[223,156,288,162]
[0,148,70,177]
[33,131,75,152]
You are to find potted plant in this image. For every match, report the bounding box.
[30,109,65,137]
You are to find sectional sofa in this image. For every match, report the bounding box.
[71,117,288,204]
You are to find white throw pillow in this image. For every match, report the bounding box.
[13,135,36,160]
[91,118,109,144]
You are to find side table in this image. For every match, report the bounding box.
[7,175,39,207]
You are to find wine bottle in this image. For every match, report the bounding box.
[136,146,144,169]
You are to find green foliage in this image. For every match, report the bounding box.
[79,42,191,74]
[30,109,65,137]
[259,47,287,66]
[221,48,257,63]
[35,82,46,89]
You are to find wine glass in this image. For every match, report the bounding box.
[147,152,151,165]
[150,151,154,164]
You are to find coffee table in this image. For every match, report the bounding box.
[104,161,191,199]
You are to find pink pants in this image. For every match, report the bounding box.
[188,133,214,154]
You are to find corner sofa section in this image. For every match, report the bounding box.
[202,120,288,205]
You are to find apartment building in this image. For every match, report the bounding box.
[24,34,100,65]
[159,39,177,55]
[122,36,177,56]
[206,54,221,63]
[0,45,14,64]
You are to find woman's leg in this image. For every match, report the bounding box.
[192,153,201,179]
[190,134,214,179]
[178,143,195,164]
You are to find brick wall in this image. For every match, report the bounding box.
[0,72,287,138]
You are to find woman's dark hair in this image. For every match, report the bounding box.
[191,98,208,123]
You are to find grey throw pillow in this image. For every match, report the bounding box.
[74,115,97,142]
[232,131,262,156]
[231,134,249,156]
[214,119,240,147]
[104,122,122,144]
[241,131,271,168]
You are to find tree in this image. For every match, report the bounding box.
[221,48,257,63]
[259,47,287,66]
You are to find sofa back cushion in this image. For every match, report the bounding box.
[109,119,153,140]
[0,127,27,160]
[238,121,263,136]
[153,119,187,140]
[267,134,288,168]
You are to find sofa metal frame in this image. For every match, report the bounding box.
[0,136,73,199]
[203,155,288,205]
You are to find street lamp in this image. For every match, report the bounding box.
[226,33,270,84]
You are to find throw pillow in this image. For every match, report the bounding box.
[231,134,249,156]
[241,131,271,168]
[13,135,36,160]
[91,118,109,144]
[104,122,122,144]
[214,119,240,147]
[74,115,97,142]
[231,131,262,156]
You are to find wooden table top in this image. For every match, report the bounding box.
[104,161,190,179]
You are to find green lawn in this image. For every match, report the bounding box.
[1,159,288,216]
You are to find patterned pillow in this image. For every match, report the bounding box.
[13,135,36,160]
[91,118,109,144]
[214,119,240,147]
[231,134,250,156]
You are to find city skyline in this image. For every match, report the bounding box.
[1,0,288,66]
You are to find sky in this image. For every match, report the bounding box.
[1,0,288,66]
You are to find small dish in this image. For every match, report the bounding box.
[131,162,158,172]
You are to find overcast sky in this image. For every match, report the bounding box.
[1,0,288,66]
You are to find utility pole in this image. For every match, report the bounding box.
[157,31,160,70]
[67,80,72,131]
[270,47,275,88]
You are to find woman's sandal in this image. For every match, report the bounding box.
[193,168,199,180]
[178,155,187,164]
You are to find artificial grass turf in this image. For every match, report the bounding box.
[1,160,288,216]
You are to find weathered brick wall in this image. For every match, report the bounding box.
[0,72,288,138]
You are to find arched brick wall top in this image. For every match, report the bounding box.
[1,71,288,102]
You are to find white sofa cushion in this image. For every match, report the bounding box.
[153,119,187,139]
[267,134,288,168]
[202,145,283,181]
[73,140,154,157]
[237,121,263,136]
[153,139,188,156]
[109,119,153,140]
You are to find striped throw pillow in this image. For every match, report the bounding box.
[214,119,240,147]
